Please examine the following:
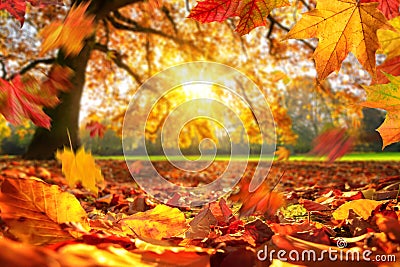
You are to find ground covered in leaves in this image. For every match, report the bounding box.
[0,158,399,266]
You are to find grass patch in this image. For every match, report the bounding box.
[96,152,400,161]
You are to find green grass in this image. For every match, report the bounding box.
[96,152,400,161]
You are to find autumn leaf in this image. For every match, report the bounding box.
[309,128,354,162]
[285,0,393,80]
[56,146,104,196]
[332,199,382,220]
[86,120,106,138]
[378,16,400,60]
[375,56,400,84]
[39,2,95,57]
[361,0,400,19]
[0,0,46,26]
[361,74,400,148]
[0,177,89,245]
[188,0,240,23]
[0,75,57,129]
[275,146,290,161]
[41,64,74,94]
[189,0,289,35]
[119,204,188,240]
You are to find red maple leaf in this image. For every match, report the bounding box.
[188,0,240,23]
[0,0,52,26]
[374,56,400,84]
[86,121,106,138]
[361,0,400,19]
[309,128,354,163]
[0,75,54,129]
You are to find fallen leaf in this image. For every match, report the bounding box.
[56,146,104,196]
[285,0,393,80]
[332,199,382,220]
[361,73,400,148]
[0,177,89,245]
[120,204,188,240]
[39,2,95,57]
[375,214,400,242]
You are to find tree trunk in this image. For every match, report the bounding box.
[23,44,92,160]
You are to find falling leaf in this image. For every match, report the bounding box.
[309,128,353,162]
[361,74,400,148]
[361,0,400,19]
[56,146,104,196]
[0,177,89,245]
[285,0,393,80]
[189,0,289,35]
[0,75,57,129]
[0,0,47,26]
[86,121,106,138]
[378,16,400,60]
[119,204,188,240]
[275,146,290,161]
[39,2,95,57]
[41,64,74,94]
[332,199,382,220]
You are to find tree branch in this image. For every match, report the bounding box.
[93,43,142,84]
[13,58,55,79]
[267,15,316,51]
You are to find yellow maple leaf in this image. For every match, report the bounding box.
[275,146,290,161]
[332,199,382,220]
[378,16,400,60]
[56,146,104,196]
[285,0,393,80]
[39,2,95,57]
[361,73,400,149]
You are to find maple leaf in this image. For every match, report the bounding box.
[375,56,400,84]
[275,146,290,161]
[55,146,104,196]
[189,0,289,35]
[309,128,353,162]
[361,74,400,148]
[0,75,56,129]
[361,0,400,19]
[378,16,400,60]
[39,2,95,57]
[86,120,106,138]
[0,0,45,26]
[285,0,393,80]
[0,177,89,245]
[41,64,74,94]
[188,0,240,23]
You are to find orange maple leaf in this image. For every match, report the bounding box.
[39,2,95,57]
[361,73,400,149]
[285,0,393,80]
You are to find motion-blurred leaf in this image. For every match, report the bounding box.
[56,146,104,196]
